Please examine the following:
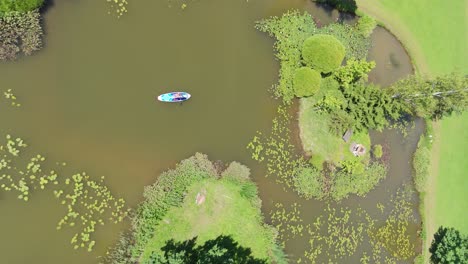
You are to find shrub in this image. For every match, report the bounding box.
[372,144,383,159]
[355,15,377,37]
[221,161,251,182]
[302,34,345,73]
[309,154,325,171]
[0,10,42,60]
[0,0,44,14]
[293,67,321,97]
[429,226,468,264]
[340,159,365,175]
[240,181,258,201]
[320,76,340,92]
[293,167,326,200]
[333,58,376,88]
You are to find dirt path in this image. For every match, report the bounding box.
[423,121,441,262]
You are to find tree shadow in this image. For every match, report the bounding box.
[149,235,267,264]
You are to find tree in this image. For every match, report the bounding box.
[429,226,468,264]
[302,34,345,73]
[333,58,376,89]
[388,72,468,120]
[293,67,321,97]
[340,83,404,131]
[148,235,267,264]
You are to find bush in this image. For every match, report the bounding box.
[333,58,376,89]
[355,15,377,37]
[372,144,383,159]
[240,181,258,201]
[340,159,365,175]
[221,161,251,182]
[293,67,321,97]
[0,10,42,60]
[320,76,340,92]
[0,0,44,14]
[293,167,326,200]
[302,34,345,73]
[309,154,325,171]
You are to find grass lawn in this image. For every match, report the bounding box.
[140,178,276,262]
[356,0,468,75]
[434,112,468,233]
[299,97,370,165]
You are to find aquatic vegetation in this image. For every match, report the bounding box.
[368,187,417,261]
[293,166,326,200]
[270,203,305,244]
[0,134,129,252]
[255,11,317,102]
[106,0,128,18]
[304,206,369,263]
[3,89,21,107]
[0,10,42,60]
[247,105,306,187]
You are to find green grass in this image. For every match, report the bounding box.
[140,178,276,262]
[434,112,468,233]
[298,97,370,165]
[356,0,468,75]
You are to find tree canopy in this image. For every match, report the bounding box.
[293,67,321,97]
[302,34,346,73]
[429,226,468,264]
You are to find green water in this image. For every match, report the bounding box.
[0,0,418,263]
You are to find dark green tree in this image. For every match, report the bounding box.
[340,83,404,131]
[147,235,267,264]
[302,34,345,73]
[429,226,468,264]
[388,72,468,120]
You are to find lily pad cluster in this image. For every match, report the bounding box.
[106,0,128,18]
[2,89,21,107]
[0,134,129,252]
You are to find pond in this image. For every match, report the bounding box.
[0,0,418,263]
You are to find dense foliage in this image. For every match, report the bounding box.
[255,11,317,102]
[0,10,42,60]
[147,236,267,264]
[302,34,345,73]
[413,132,431,193]
[341,83,404,132]
[388,72,468,120]
[0,0,43,14]
[429,226,468,264]
[355,15,377,37]
[293,67,321,97]
[333,58,375,89]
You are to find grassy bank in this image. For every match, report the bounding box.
[356,0,468,262]
[107,153,282,263]
[356,0,468,75]
[140,177,277,262]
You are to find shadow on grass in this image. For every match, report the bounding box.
[149,235,267,264]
